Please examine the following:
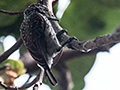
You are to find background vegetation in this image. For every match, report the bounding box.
[0,0,120,90]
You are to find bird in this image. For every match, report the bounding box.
[20,3,62,86]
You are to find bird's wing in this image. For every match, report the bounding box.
[20,12,48,66]
[20,12,57,86]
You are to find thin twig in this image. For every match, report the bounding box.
[19,69,42,89]
[0,82,18,90]
[0,9,23,15]
[20,74,33,88]
[18,76,38,89]
[55,62,74,90]
[0,82,7,89]
[33,68,44,90]
[33,66,44,90]
[0,38,23,63]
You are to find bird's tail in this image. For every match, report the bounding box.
[45,68,58,86]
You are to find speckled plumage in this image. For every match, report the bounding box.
[20,3,61,86]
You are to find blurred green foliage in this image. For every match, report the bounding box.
[0,59,26,87]
[0,59,26,76]
[51,55,96,90]
[0,0,120,90]
[67,55,96,90]
[0,0,34,27]
[60,0,120,40]
[0,0,35,37]
[54,0,120,90]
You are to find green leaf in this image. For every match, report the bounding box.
[0,59,26,76]
[60,0,120,40]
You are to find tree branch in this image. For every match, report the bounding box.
[1,0,120,90]
[19,69,42,89]
[0,38,23,63]
[54,62,74,90]
[0,9,23,15]
[33,68,44,90]
[50,14,120,52]
[45,0,120,53]
[0,82,18,90]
